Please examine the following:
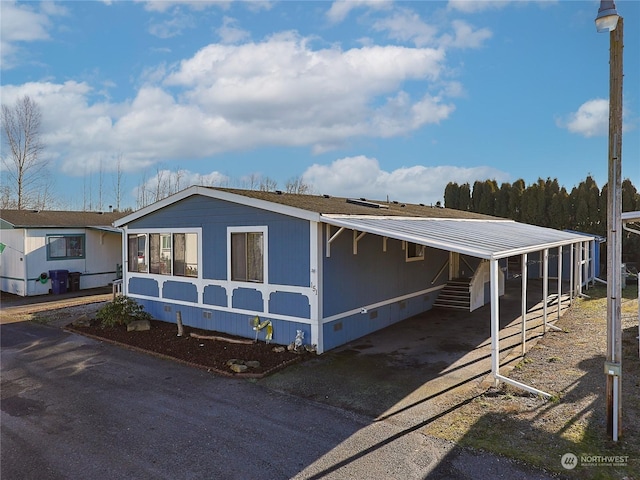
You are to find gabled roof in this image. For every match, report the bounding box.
[114,185,594,260]
[114,185,496,226]
[0,209,127,229]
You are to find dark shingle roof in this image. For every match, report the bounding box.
[209,187,497,220]
[0,209,127,228]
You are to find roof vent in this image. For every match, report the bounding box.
[346,198,388,209]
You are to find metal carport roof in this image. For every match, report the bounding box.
[321,215,594,260]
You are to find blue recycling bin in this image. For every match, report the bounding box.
[49,269,69,294]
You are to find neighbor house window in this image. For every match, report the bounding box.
[128,234,148,273]
[231,231,264,282]
[173,233,198,277]
[47,234,85,260]
[406,242,425,262]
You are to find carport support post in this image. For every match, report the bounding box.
[490,259,500,386]
[543,249,549,332]
[521,253,528,356]
[569,244,575,305]
[557,246,563,321]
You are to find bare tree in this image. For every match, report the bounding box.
[1,96,49,210]
[112,154,125,211]
[285,176,312,194]
[259,176,278,192]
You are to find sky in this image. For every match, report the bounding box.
[1,0,639,211]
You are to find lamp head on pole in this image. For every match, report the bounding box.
[596,0,619,32]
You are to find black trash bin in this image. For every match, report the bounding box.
[68,272,81,292]
[49,269,69,294]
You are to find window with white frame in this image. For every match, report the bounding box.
[127,231,198,276]
[230,227,266,283]
[406,242,425,262]
[149,233,172,275]
[173,233,198,277]
[128,234,148,272]
[47,234,85,260]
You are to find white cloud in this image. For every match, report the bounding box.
[0,1,67,69]
[217,16,250,44]
[2,34,459,178]
[447,1,513,14]
[372,8,438,47]
[148,11,196,38]
[139,1,231,13]
[447,0,556,14]
[302,156,509,204]
[440,20,492,49]
[326,0,392,24]
[558,99,608,138]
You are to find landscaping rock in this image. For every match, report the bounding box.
[127,320,151,332]
[229,363,248,373]
[72,314,92,327]
[272,346,286,353]
[245,360,261,369]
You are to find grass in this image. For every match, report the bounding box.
[423,283,639,479]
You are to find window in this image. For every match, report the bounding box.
[128,231,198,276]
[231,232,264,282]
[173,233,198,277]
[149,233,172,275]
[406,242,425,262]
[128,234,148,273]
[47,234,85,260]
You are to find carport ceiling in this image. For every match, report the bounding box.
[322,216,594,260]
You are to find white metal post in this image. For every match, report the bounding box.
[490,259,500,386]
[543,248,549,332]
[557,246,563,321]
[521,253,528,355]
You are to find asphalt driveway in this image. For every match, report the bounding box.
[1,303,562,479]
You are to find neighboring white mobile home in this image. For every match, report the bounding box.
[0,210,126,297]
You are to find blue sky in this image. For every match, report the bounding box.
[1,0,639,210]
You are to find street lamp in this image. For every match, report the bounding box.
[596,0,623,442]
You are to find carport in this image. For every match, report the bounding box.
[322,215,596,398]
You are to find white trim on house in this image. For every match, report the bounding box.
[227,225,269,285]
[114,186,321,228]
[321,215,594,260]
[322,284,444,324]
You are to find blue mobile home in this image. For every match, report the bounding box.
[114,186,595,354]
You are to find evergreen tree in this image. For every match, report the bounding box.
[444,182,460,209]
[459,183,471,211]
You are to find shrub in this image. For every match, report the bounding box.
[97,296,152,328]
